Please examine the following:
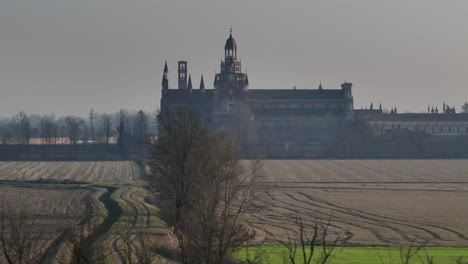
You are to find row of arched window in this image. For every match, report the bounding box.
[373,122,468,135]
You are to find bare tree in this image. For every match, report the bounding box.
[89,109,95,143]
[378,243,437,264]
[148,109,264,264]
[82,124,89,144]
[100,114,113,144]
[119,215,158,264]
[116,109,129,157]
[133,110,149,143]
[0,199,49,264]
[64,116,84,145]
[9,111,31,144]
[0,126,14,144]
[462,102,468,114]
[61,220,110,264]
[132,110,150,158]
[39,118,58,145]
[278,214,343,264]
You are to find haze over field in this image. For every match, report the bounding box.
[1,0,467,117]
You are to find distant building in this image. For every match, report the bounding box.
[356,106,468,136]
[160,30,354,147]
[159,31,468,158]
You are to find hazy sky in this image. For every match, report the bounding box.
[1,0,467,117]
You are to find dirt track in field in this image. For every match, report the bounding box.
[247,159,468,247]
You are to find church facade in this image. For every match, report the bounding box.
[160,31,355,149]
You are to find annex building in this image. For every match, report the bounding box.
[356,106,468,137]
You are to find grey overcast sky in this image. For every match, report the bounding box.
[1,0,467,117]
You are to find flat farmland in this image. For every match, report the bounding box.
[0,185,92,262]
[250,182,468,247]
[246,159,468,248]
[0,185,91,217]
[0,161,141,183]
[261,159,468,182]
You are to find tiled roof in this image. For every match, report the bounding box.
[253,108,346,116]
[247,89,345,100]
[164,89,214,100]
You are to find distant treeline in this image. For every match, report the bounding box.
[0,144,128,161]
[0,109,156,160]
[2,110,468,160]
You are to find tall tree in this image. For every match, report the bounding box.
[148,109,264,264]
[133,110,149,143]
[38,118,58,145]
[132,110,150,159]
[9,111,31,144]
[89,109,95,143]
[462,102,468,113]
[81,124,89,144]
[64,116,84,145]
[116,109,129,157]
[0,126,14,144]
[100,114,113,145]
[0,200,49,264]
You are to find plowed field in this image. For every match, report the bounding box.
[0,161,141,183]
[250,182,468,246]
[260,159,468,182]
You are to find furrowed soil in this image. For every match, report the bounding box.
[248,159,468,247]
[0,161,141,183]
[260,159,468,182]
[0,185,92,262]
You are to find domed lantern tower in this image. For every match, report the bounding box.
[215,29,248,90]
[212,29,250,118]
[225,29,238,61]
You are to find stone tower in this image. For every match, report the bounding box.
[212,29,249,117]
[178,61,188,90]
[214,29,248,92]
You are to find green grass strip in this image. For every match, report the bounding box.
[235,245,468,264]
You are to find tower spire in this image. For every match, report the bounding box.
[162,60,169,90]
[187,74,193,92]
[199,74,205,92]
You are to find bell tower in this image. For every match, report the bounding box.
[214,29,247,91]
[225,28,238,61]
[178,61,188,90]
